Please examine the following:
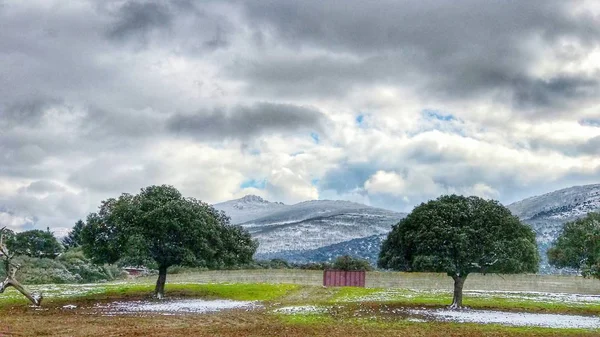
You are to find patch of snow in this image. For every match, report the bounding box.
[406,317,427,323]
[339,289,600,305]
[467,290,600,304]
[95,299,260,315]
[273,305,328,314]
[408,308,600,329]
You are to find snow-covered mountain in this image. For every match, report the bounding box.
[255,234,387,265]
[214,184,600,272]
[507,184,600,273]
[508,184,600,221]
[213,195,406,256]
[213,195,287,224]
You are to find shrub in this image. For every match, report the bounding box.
[332,255,373,271]
[0,248,126,284]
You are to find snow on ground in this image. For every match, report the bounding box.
[273,305,600,329]
[94,299,260,315]
[0,283,112,301]
[467,290,600,304]
[339,288,600,305]
[273,305,329,314]
[408,308,600,329]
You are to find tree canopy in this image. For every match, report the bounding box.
[9,229,63,259]
[548,212,600,279]
[378,195,538,308]
[62,220,85,249]
[80,185,258,298]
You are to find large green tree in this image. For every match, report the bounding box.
[378,195,539,308]
[548,212,600,278]
[10,229,63,259]
[80,185,258,298]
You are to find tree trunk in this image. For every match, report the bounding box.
[154,265,168,299]
[0,260,42,306]
[0,277,42,306]
[449,274,466,309]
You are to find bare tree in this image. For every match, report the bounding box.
[0,227,43,306]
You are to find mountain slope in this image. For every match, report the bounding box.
[214,195,406,255]
[508,184,600,221]
[215,184,600,272]
[507,183,600,273]
[255,234,387,265]
[213,195,287,224]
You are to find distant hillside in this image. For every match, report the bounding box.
[213,195,287,224]
[508,184,600,273]
[255,234,387,265]
[214,184,600,272]
[214,195,405,256]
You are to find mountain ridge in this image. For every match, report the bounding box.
[214,184,600,273]
[214,195,406,254]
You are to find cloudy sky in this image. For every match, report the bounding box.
[1,0,600,233]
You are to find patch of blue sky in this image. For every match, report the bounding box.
[579,118,600,127]
[423,109,456,122]
[319,163,377,194]
[240,179,266,189]
[311,178,320,186]
[406,108,466,137]
[310,132,320,144]
[356,114,365,126]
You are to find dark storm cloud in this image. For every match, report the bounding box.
[106,1,173,42]
[168,102,327,140]
[241,0,599,54]
[512,75,599,111]
[1,97,62,126]
[104,0,233,52]
[229,54,413,98]
[232,0,600,115]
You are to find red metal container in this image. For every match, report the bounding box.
[323,270,366,287]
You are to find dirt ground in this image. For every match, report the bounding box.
[0,307,596,337]
[1,282,599,337]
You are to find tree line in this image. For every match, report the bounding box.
[3,184,599,309]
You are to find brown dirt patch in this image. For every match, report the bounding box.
[0,308,597,337]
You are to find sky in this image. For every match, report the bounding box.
[1,0,600,234]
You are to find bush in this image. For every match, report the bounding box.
[293,262,332,270]
[0,248,126,284]
[332,255,373,271]
[13,256,80,284]
[58,248,126,283]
